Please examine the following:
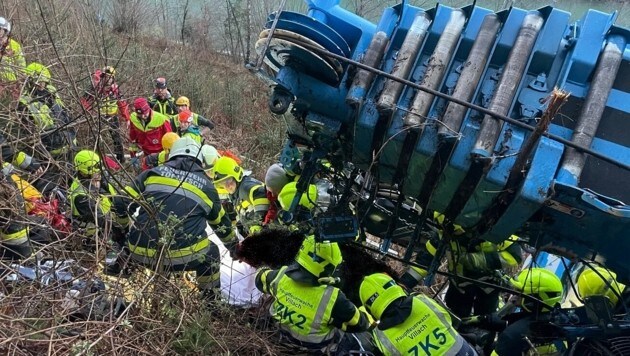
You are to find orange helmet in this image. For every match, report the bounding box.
[217,149,242,165]
[178,110,193,124]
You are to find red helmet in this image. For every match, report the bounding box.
[178,110,193,123]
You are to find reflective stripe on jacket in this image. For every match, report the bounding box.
[69,178,115,235]
[20,100,56,129]
[1,227,29,245]
[373,295,465,356]
[148,96,178,116]
[0,177,29,245]
[235,176,269,228]
[99,93,119,116]
[409,212,522,289]
[125,158,234,260]
[265,266,340,345]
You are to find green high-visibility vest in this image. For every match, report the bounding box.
[268,266,340,345]
[373,296,465,356]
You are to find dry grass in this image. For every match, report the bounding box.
[0,235,292,355]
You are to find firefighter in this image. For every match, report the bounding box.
[177,109,202,144]
[148,77,178,117]
[276,181,320,231]
[255,233,371,353]
[128,97,172,157]
[173,96,214,130]
[211,156,269,234]
[359,272,477,356]
[0,141,44,260]
[577,265,629,314]
[399,213,522,316]
[0,172,33,261]
[396,213,521,354]
[0,17,26,84]
[80,66,130,163]
[493,268,564,356]
[69,150,127,259]
[2,162,56,243]
[18,62,76,194]
[122,137,237,298]
[0,133,42,175]
[142,132,179,170]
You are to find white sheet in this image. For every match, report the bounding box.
[206,225,262,307]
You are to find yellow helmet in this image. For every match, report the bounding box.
[359,273,407,319]
[511,268,563,312]
[212,156,243,183]
[161,132,180,151]
[175,96,190,107]
[295,235,342,278]
[25,62,51,84]
[577,266,626,307]
[278,182,318,211]
[74,150,101,176]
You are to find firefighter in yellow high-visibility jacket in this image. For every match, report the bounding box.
[398,212,522,354]
[360,272,477,356]
[256,233,371,353]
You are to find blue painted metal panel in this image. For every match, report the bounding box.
[378,4,459,186]
[482,136,564,242]
[276,66,351,121]
[533,182,630,281]
[351,7,422,169]
[549,125,630,166]
[457,8,568,227]
[431,121,479,213]
[563,11,612,86]
[304,0,375,52]
[402,7,497,200]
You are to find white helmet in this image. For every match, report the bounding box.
[265,163,291,195]
[201,144,220,170]
[169,136,202,163]
[0,17,11,34]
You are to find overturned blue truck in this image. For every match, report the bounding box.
[251,0,629,286]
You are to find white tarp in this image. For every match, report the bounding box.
[207,226,262,307]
